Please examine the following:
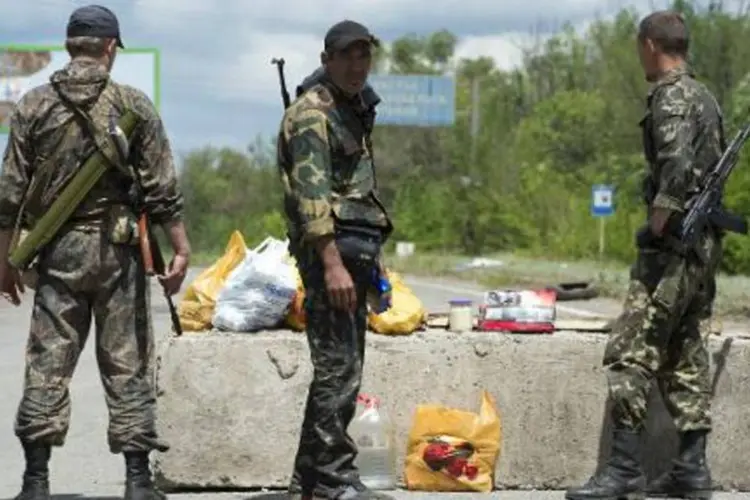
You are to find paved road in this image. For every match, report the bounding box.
[0,267,747,499]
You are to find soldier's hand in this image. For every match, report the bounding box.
[159,253,189,295]
[324,263,356,312]
[0,262,24,306]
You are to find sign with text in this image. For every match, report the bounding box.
[591,184,614,217]
[0,44,160,134]
[367,74,455,127]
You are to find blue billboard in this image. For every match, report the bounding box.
[367,74,455,127]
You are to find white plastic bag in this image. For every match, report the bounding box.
[212,237,298,332]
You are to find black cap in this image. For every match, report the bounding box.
[324,20,379,53]
[66,5,124,48]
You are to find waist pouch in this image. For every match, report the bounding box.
[334,220,383,265]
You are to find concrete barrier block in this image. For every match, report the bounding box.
[152,329,750,491]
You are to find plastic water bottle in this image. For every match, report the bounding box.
[367,270,392,314]
[350,394,395,490]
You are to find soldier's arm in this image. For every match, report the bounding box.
[284,108,342,267]
[129,93,190,256]
[649,86,696,236]
[0,106,33,260]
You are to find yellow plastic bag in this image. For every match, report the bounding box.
[368,270,426,335]
[404,390,502,492]
[178,231,247,331]
[285,266,306,331]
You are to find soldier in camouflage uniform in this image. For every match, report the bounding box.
[566,11,722,500]
[277,20,394,500]
[0,6,190,500]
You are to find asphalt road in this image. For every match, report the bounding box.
[1,267,748,499]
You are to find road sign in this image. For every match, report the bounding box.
[366,74,455,127]
[591,184,614,217]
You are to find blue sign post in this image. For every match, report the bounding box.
[591,185,614,259]
[366,74,455,127]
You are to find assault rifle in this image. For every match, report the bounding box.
[271,58,291,109]
[109,116,183,336]
[678,123,750,248]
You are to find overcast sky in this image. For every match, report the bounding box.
[0,0,741,158]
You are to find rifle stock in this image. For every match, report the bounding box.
[137,213,183,336]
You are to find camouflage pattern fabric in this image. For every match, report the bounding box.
[289,249,372,498]
[640,66,725,211]
[606,64,724,433]
[0,56,183,453]
[276,77,391,252]
[278,75,391,497]
[0,56,183,230]
[14,229,168,453]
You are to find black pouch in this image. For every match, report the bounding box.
[334,220,383,265]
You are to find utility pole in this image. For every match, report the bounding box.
[470,77,480,165]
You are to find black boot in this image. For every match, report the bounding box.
[15,442,51,500]
[124,451,166,500]
[645,430,712,499]
[565,428,645,499]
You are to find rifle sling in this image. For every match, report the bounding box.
[51,81,135,182]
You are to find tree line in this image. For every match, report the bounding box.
[180,0,750,274]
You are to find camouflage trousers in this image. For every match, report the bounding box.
[14,228,168,454]
[289,250,373,498]
[604,238,721,432]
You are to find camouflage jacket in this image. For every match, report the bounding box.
[276,76,392,250]
[0,56,184,230]
[640,65,725,214]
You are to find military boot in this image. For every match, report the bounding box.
[565,428,645,499]
[645,429,712,499]
[124,451,166,500]
[15,442,51,500]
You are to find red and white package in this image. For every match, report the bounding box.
[477,288,556,333]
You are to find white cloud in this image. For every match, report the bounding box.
[0,0,745,153]
[454,33,536,71]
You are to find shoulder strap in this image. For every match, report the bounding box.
[50,80,133,179]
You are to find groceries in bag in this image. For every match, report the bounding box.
[212,237,297,332]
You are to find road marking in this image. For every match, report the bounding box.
[405,276,606,318]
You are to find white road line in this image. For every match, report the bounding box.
[405,276,606,318]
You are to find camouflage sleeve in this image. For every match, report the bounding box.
[284,107,334,240]
[0,105,32,230]
[126,87,184,225]
[650,85,696,212]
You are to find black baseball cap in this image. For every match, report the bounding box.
[66,5,124,48]
[324,20,379,53]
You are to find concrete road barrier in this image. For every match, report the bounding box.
[152,329,750,491]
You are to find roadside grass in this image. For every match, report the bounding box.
[187,248,750,319]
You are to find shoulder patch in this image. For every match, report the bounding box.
[300,84,335,113]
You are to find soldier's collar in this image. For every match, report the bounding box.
[320,75,367,110]
[647,64,693,98]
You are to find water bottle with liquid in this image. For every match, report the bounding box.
[367,269,392,314]
[350,394,395,490]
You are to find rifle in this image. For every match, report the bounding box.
[271,57,291,109]
[8,111,139,270]
[108,116,183,337]
[678,123,750,249]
